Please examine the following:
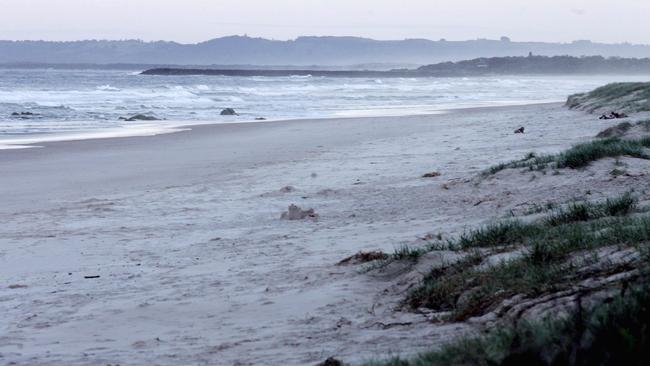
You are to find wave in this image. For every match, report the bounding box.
[3,69,650,137]
[97,85,121,91]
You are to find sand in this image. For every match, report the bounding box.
[1,103,645,365]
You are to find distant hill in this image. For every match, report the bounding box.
[3,36,650,67]
[416,55,650,76]
[142,55,650,77]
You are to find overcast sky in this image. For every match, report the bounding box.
[1,0,649,44]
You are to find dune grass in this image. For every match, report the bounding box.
[363,281,650,366]
[405,193,645,320]
[359,191,650,366]
[456,220,540,250]
[453,192,636,250]
[574,82,650,103]
[484,137,650,176]
[374,193,637,266]
[392,245,435,261]
[555,138,650,169]
[567,82,650,113]
[544,192,636,226]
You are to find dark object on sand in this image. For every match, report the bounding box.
[279,185,296,193]
[119,114,160,121]
[599,111,629,120]
[11,111,38,119]
[337,250,389,265]
[281,204,318,220]
[596,122,634,138]
[317,357,343,366]
[255,117,266,120]
[220,108,238,116]
[514,127,525,134]
[422,171,442,178]
[84,275,101,279]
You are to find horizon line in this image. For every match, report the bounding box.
[1,35,649,47]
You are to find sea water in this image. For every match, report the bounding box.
[0,68,648,144]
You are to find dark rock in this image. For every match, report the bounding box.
[220,108,238,116]
[422,171,442,178]
[317,357,343,366]
[514,127,525,134]
[11,111,37,118]
[119,114,161,122]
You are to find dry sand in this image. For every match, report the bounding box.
[1,103,648,365]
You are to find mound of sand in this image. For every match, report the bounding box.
[567,82,650,114]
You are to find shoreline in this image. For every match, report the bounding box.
[0,101,561,150]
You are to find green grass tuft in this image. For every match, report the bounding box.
[545,192,636,226]
[457,220,542,249]
[555,138,649,169]
[484,137,650,175]
[393,245,430,261]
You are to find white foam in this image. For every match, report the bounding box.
[97,85,121,91]
[3,70,650,140]
[0,123,190,149]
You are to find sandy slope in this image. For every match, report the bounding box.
[1,103,645,365]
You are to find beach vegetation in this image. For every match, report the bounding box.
[484,137,650,176]
[359,189,650,366]
[405,193,644,320]
[567,82,650,113]
[363,281,650,366]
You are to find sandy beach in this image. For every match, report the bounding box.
[2,102,646,365]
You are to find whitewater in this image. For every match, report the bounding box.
[1,68,649,145]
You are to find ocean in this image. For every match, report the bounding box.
[0,68,648,147]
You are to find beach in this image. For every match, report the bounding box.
[1,102,645,365]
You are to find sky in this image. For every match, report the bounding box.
[1,0,649,44]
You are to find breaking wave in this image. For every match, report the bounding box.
[1,68,650,137]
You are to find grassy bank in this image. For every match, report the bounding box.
[566,82,650,113]
[484,136,650,176]
[359,192,650,366]
[596,120,650,138]
[364,281,650,366]
[406,193,644,321]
